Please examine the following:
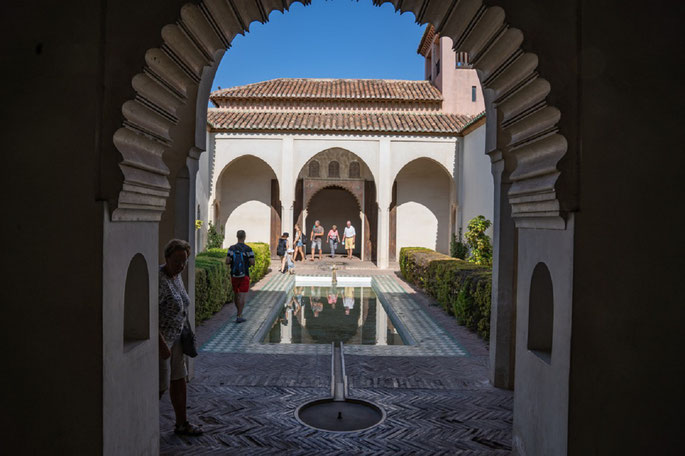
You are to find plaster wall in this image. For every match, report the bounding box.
[512,217,574,456]
[388,138,457,182]
[437,35,485,116]
[102,216,159,456]
[460,125,494,232]
[395,158,452,256]
[216,155,275,245]
[196,147,210,251]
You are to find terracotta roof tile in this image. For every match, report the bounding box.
[417,25,436,57]
[210,78,443,104]
[207,109,475,136]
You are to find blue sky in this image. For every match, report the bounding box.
[211,1,427,91]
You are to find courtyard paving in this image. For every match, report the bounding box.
[160,257,513,455]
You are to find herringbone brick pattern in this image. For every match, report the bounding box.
[161,269,512,455]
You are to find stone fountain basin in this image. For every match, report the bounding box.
[296,398,385,432]
[294,276,372,287]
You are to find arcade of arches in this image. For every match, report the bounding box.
[5,1,683,455]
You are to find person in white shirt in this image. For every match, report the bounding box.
[342,220,356,260]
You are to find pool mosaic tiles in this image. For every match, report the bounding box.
[200,273,468,357]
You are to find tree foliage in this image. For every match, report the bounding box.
[206,221,224,250]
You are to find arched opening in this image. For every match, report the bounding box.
[214,155,280,253]
[393,158,452,258]
[123,253,149,350]
[306,186,361,257]
[102,2,577,454]
[528,262,554,363]
[296,148,377,261]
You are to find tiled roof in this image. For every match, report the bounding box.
[210,78,442,104]
[207,109,475,136]
[417,25,436,57]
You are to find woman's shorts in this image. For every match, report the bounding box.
[231,276,250,293]
[159,337,187,393]
[296,239,303,247]
[345,237,355,249]
[311,238,322,250]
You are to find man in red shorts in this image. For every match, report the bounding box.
[226,230,255,323]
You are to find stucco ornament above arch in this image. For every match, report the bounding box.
[112,0,570,229]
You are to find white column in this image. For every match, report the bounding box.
[377,138,392,269]
[375,299,387,346]
[280,137,295,236]
[359,210,365,260]
[281,307,292,344]
[358,288,364,327]
[300,301,306,328]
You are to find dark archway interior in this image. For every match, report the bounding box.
[307,187,361,257]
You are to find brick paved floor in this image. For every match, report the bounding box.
[160,262,512,455]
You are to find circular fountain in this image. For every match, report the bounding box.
[296,397,384,432]
[295,342,385,432]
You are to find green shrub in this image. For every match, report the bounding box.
[206,222,224,250]
[400,246,492,340]
[450,228,468,260]
[194,256,232,322]
[464,215,493,266]
[194,242,271,321]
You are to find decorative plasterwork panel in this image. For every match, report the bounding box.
[303,179,365,211]
[113,0,571,229]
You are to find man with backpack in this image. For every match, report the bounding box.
[226,230,255,323]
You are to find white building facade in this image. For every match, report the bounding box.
[198,31,491,267]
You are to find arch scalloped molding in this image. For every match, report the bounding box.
[113,0,570,229]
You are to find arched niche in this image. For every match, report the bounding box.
[328,161,340,178]
[123,253,150,350]
[528,262,554,363]
[308,160,320,178]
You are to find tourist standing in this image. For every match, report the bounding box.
[159,239,203,436]
[277,232,289,273]
[342,220,356,259]
[293,224,305,261]
[226,230,255,323]
[310,220,324,261]
[327,224,340,258]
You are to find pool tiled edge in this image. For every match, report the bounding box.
[200,273,468,357]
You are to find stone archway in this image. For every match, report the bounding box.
[393,157,453,258]
[295,148,378,261]
[213,154,281,254]
[107,2,577,454]
[305,186,363,257]
[110,1,572,229]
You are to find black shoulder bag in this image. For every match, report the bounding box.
[180,316,198,358]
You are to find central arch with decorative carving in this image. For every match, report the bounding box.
[295,148,377,261]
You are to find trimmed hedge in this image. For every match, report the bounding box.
[399,247,492,340]
[194,256,232,322]
[194,242,271,322]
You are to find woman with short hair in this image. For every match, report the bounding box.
[159,239,203,436]
[327,224,340,258]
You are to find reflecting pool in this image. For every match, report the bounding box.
[264,286,404,346]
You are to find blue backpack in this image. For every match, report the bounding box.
[230,248,248,277]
